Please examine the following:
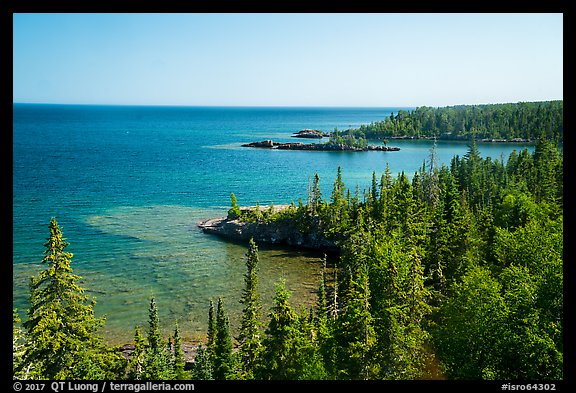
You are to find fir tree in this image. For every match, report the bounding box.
[335,264,377,380]
[127,326,146,379]
[21,218,114,379]
[228,193,242,219]
[207,299,216,351]
[191,345,213,380]
[142,297,173,380]
[172,321,188,379]
[260,280,299,379]
[316,255,336,378]
[316,255,329,324]
[292,307,327,379]
[369,171,380,217]
[331,166,345,206]
[237,238,263,378]
[213,297,234,380]
[311,173,322,214]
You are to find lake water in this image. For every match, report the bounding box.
[12,104,534,344]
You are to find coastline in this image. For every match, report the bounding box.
[198,205,339,253]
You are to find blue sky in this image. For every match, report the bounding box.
[13,13,563,107]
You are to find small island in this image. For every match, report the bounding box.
[291,129,330,139]
[241,140,399,151]
[198,203,339,253]
[242,132,400,152]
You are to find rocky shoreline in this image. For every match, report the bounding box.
[241,139,400,151]
[198,206,339,253]
[377,135,532,143]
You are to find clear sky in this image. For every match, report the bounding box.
[13,13,563,107]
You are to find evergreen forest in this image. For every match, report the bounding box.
[340,101,563,142]
[13,137,563,381]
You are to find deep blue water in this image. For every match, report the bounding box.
[12,104,534,343]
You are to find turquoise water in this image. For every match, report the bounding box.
[13,104,534,344]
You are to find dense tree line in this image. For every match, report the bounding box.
[342,101,563,142]
[13,138,562,380]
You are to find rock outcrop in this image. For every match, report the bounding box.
[291,129,329,139]
[198,208,339,253]
[241,140,280,148]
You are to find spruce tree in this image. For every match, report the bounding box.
[335,265,377,380]
[331,166,345,206]
[316,255,329,324]
[127,326,146,379]
[191,345,213,380]
[142,297,173,379]
[384,250,433,379]
[291,307,327,379]
[237,238,263,378]
[172,321,188,379]
[369,171,379,217]
[311,173,322,214]
[425,138,441,209]
[207,299,216,355]
[21,218,111,379]
[316,255,336,378]
[260,280,299,379]
[213,297,234,380]
[228,193,242,219]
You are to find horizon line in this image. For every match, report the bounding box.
[12,99,563,109]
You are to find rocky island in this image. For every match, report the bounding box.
[198,205,339,253]
[291,129,330,138]
[241,139,400,151]
[242,129,400,151]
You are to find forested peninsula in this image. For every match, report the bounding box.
[341,100,563,142]
[242,101,563,152]
[13,102,563,382]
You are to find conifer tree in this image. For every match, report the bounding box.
[327,166,349,233]
[385,250,433,379]
[260,280,299,379]
[334,264,377,380]
[291,307,327,379]
[127,326,146,379]
[316,255,336,378]
[21,218,114,379]
[172,321,188,379]
[316,255,329,324]
[426,138,441,209]
[369,171,380,218]
[228,193,242,219]
[433,266,508,379]
[379,163,393,220]
[532,138,561,204]
[142,297,173,379]
[213,297,234,380]
[207,299,216,354]
[237,238,263,378]
[191,345,213,380]
[331,166,345,206]
[311,173,322,214]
